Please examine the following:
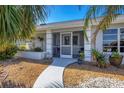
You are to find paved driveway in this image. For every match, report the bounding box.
[33,58,77,88]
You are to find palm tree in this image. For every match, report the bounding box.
[0,5,47,51]
[83,5,124,48]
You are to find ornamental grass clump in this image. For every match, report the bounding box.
[92,49,107,68]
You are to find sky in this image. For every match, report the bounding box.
[46,5,89,23]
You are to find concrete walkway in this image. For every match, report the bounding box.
[33,58,77,88]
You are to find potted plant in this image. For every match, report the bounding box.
[109,52,123,67]
[37,36,44,51]
[34,47,43,52]
[78,51,84,64]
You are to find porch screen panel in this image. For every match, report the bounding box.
[61,33,71,55]
[103,29,118,52]
[61,47,71,55]
[120,28,124,52]
[52,33,60,57]
[73,31,84,58]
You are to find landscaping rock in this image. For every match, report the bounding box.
[77,77,124,88]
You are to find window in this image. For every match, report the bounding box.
[103,28,124,53]
[64,36,70,45]
[103,29,118,52]
[53,33,60,46]
[62,34,71,45]
[73,35,79,45]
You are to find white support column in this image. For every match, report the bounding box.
[46,30,53,58]
[84,29,92,62]
[71,32,73,58]
[118,28,120,53]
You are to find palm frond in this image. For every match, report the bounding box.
[83,5,124,47]
[82,5,101,41]
[19,5,47,40]
[96,6,124,31]
[0,5,48,51]
[47,81,64,88]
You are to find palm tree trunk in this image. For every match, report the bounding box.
[92,30,99,62]
[92,30,99,49]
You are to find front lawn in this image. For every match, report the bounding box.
[0,58,52,88]
[64,62,124,87]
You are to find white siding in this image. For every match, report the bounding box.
[34,33,46,51]
[46,30,53,58]
[96,31,103,52]
[17,51,46,60]
[84,30,92,61]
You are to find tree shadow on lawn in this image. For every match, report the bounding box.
[0,80,31,88]
[65,62,124,77]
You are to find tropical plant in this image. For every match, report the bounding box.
[38,37,44,41]
[0,45,18,60]
[92,49,100,60]
[109,51,123,67]
[111,51,122,58]
[0,5,47,51]
[48,81,64,88]
[18,45,27,51]
[34,47,43,52]
[79,51,84,60]
[78,51,84,64]
[97,53,106,68]
[37,36,44,51]
[82,5,124,48]
[92,49,106,68]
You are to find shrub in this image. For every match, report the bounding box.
[0,45,18,60]
[34,47,43,52]
[92,49,106,68]
[97,53,107,68]
[18,45,27,51]
[92,49,101,61]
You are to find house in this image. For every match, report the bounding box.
[20,15,124,62]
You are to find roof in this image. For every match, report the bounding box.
[36,15,124,31]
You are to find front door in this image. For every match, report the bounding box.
[60,32,72,58]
